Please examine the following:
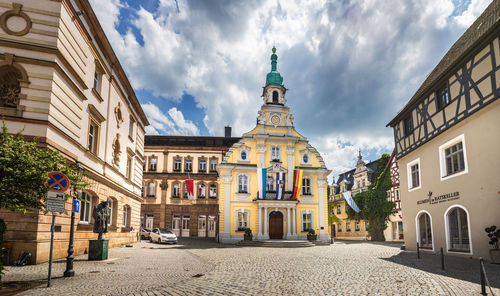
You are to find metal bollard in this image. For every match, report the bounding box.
[440,247,445,270]
[480,257,486,295]
[417,242,420,259]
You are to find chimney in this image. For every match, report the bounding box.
[225,126,231,138]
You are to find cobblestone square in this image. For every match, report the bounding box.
[3,239,500,296]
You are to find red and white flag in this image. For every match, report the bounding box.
[186,179,195,200]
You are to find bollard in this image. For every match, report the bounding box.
[417,242,420,259]
[480,257,486,295]
[440,247,445,270]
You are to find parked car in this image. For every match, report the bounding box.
[149,228,177,244]
[140,228,151,240]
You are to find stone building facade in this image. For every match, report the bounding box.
[0,0,148,264]
[387,1,500,259]
[218,48,331,243]
[142,134,239,238]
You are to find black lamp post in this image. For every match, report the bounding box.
[64,161,83,277]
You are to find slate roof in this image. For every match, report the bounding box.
[387,0,500,126]
[145,135,241,148]
[332,160,378,195]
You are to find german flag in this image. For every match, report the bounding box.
[291,169,303,199]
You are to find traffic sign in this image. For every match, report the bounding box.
[47,172,70,192]
[72,199,80,213]
[46,191,65,213]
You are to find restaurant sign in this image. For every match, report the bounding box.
[417,191,460,205]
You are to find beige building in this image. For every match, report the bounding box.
[387,1,500,259]
[329,152,375,240]
[0,0,148,264]
[142,131,239,238]
[384,154,403,242]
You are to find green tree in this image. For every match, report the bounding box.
[346,153,396,241]
[0,123,87,278]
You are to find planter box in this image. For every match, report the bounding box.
[490,249,500,264]
[244,234,253,241]
[307,234,317,241]
[88,240,108,261]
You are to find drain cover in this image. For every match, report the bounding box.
[192,274,204,278]
[88,271,100,274]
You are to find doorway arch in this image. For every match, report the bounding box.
[269,211,283,239]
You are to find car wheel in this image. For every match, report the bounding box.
[149,237,153,243]
[158,238,161,244]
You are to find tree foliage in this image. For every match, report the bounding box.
[346,153,396,241]
[0,123,87,213]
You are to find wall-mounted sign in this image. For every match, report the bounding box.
[417,191,460,205]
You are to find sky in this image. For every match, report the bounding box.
[89,0,492,182]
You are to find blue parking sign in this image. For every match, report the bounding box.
[72,199,80,213]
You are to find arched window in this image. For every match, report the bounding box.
[302,177,311,195]
[0,65,22,108]
[272,91,279,103]
[147,182,155,197]
[209,183,217,198]
[446,206,470,252]
[238,175,248,193]
[417,212,433,249]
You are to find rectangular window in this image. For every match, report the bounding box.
[445,142,465,176]
[128,119,135,140]
[172,184,180,198]
[147,182,155,197]
[403,116,413,137]
[336,205,341,214]
[79,192,91,223]
[122,206,127,227]
[271,146,280,161]
[209,184,217,198]
[407,158,421,191]
[199,159,206,172]
[210,159,217,172]
[302,178,311,195]
[149,157,157,171]
[346,222,351,232]
[93,71,101,93]
[237,211,248,230]
[185,159,192,172]
[355,221,360,231]
[396,190,400,200]
[88,121,99,154]
[174,159,182,171]
[436,84,451,110]
[302,212,312,231]
[126,156,132,179]
[338,223,342,232]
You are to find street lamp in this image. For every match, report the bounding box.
[64,161,83,277]
[217,210,221,243]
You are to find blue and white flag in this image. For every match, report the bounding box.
[275,172,285,200]
[343,191,360,213]
[257,168,267,199]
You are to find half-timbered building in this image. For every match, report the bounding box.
[387,1,500,259]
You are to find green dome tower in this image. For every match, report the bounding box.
[265,46,283,86]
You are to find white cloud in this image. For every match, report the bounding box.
[141,102,199,136]
[454,0,492,27]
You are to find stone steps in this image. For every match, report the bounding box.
[236,240,315,248]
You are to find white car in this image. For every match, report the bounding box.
[149,228,178,244]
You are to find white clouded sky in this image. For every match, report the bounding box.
[89,0,491,181]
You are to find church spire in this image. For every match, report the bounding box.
[265,46,283,86]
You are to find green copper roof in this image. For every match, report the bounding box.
[265,46,283,86]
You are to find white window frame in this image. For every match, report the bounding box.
[439,134,468,181]
[301,177,311,195]
[239,145,250,162]
[237,174,249,193]
[444,204,473,255]
[300,149,311,165]
[149,157,157,171]
[271,145,281,161]
[301,210,313,232]
[355,220,360,231]
[172,183,180,198]
[199,159,207,172]
[88,120,99,154]
[415,210,434,251]
[235,209,250,231]
[147,182,155,197]
[407,158,421,192]
[122,205,128,227]
[108,199,113,226]
[174,158,182,171]
[198,182,206,198]
[209,183,217,198]
[185,158,193,172]
[79,192,92,223]
[126,156,132,180]
[210,159,217,172]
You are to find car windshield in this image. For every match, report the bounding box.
[159,229,173,234]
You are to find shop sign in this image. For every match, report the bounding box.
[417,191,460,205]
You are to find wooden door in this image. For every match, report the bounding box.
[269,211,283,239]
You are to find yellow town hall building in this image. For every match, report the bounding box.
[217,48,331,243]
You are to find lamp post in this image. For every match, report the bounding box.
[64,161,83,277]
[217,210,220,243]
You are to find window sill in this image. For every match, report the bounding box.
[408,185,421,192]
[128,135,134,142]
[448,248,471,253]
[440,169,468,181]
[146,195,156,198]
[173,170,181,172]
[238,191,249,194]
[92,88,104,102]
[171,196,180,199]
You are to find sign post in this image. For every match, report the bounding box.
[46,172,70,288]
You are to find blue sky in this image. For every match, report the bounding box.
[89,0,492,180]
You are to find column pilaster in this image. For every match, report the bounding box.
[286,146,295,191]
[263,206,269,239]
[286,207,291,238]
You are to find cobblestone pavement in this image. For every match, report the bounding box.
[3,239,500,295]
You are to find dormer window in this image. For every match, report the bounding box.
[239,145,250,162]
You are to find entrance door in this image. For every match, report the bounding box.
[269,211,283,239]
[145,216,153,230]
[182,216,190,237]
[172,216,180,236]
[207,216,216,237]
[198,215,206,237]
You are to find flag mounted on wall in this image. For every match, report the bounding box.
[257,168,267,199]
[275,172,285,200]
[343,191,360,213]
[186,179,195,200]
[291,169,303,199]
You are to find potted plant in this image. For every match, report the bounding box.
[306,229,317,241]
[485,225,500,264]
[244,228,253,241]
